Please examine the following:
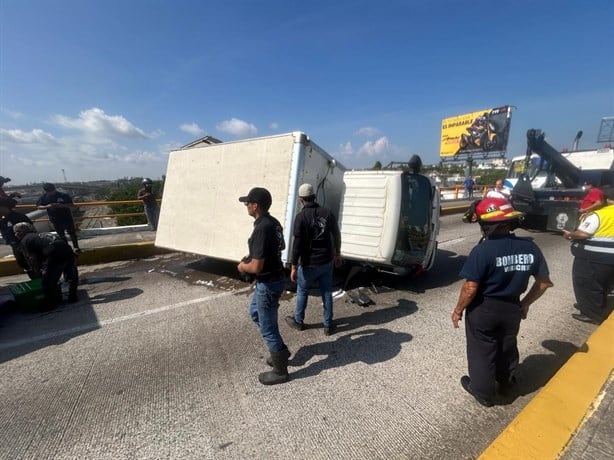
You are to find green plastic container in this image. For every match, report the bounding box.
[8,279,46,310]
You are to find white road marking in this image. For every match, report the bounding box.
[0,287,252,351]
[438,237,466,247]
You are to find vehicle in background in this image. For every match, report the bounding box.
[156,132,439,277]
[505,147,614,193]
[510,129,614,231]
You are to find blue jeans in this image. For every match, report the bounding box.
[144,206,159,231]
[248,279,286,352]
[294,261,334,327]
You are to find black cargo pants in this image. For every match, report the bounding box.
[465,297,522,402]
[572,257,614,321]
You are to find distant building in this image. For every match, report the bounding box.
[181,135,223,149]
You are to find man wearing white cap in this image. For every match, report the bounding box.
[286,183,342,335]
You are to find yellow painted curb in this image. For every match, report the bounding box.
[0,242,172,277]
[479,314,614,459]
[440,205,469,216]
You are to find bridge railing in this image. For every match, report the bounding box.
[15,200,160,225]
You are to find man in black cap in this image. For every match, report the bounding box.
[36,183,81,252]
[237,187,289,385]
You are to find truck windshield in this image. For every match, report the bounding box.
[391,173,433,266]
[508,157,548,181]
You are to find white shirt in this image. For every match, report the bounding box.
[486,189,510,200]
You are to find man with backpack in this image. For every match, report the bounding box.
[286,183,342,336]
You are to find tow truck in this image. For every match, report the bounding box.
[511,129,614,231]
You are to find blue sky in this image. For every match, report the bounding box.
[1,0,613,184]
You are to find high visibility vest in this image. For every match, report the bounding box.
[572,204,614,263]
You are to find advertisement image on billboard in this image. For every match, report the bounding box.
[440,106,513,158]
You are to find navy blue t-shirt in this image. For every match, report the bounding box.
[459,234,549,300]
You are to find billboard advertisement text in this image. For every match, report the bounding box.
[440,106,512,158]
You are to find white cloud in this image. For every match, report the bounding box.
[52,107,149,139]
[0,128,59,145]
[216,118,257,137]
[355,126,382,138]
[270,122,279,130]
[358,136,389,156]
[1,108,24,119]
[180,122,205,137]
[338,141,354,156]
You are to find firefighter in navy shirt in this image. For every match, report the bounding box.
[36,183,81,252]
[452,198,553,406]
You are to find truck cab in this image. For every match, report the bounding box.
[339,170,440,275]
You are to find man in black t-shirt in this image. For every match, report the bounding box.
[237,187,289,385]
[36,183,81,252]
[13,222,79,309]
[452,198,553,406]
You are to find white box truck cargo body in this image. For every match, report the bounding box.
[155,132,346,263]
[339,170,440,274]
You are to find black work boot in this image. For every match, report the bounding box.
[259,349,290,385]
[266,346,290,367]
[67,287,79,303]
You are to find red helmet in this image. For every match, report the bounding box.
[475,198,524,222]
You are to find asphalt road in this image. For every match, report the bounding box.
[0,215,602,459]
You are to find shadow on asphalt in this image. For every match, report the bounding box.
[289,328,413,380]
[288,298,416,380]
[0,277,141,364]
[496,339,583,405]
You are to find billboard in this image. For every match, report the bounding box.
[440,105,513,158]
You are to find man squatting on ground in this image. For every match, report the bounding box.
[452,198,553,407]
[13,222,79,308]
[286,183,342,335]
[237,187,290,385]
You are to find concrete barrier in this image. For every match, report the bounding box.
[0,242,172,277]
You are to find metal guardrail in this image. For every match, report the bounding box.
[438,185,489,200]
[15,194,474,225]
[14,200,161,224]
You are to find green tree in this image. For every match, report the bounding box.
[372,160,382,170]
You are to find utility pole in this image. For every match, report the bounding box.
[62,169,67,182]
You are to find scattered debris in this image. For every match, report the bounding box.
[346,288,375,307]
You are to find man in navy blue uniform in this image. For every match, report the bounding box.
[452,198,553,406]
[237,187,289,385]
[36,183,81,252]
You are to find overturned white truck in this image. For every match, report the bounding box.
[156,132,439,276]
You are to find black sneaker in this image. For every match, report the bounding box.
[571,313,600,325]
[460,376,494,407]
[323,325,335,336]
[285,316,304,331]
